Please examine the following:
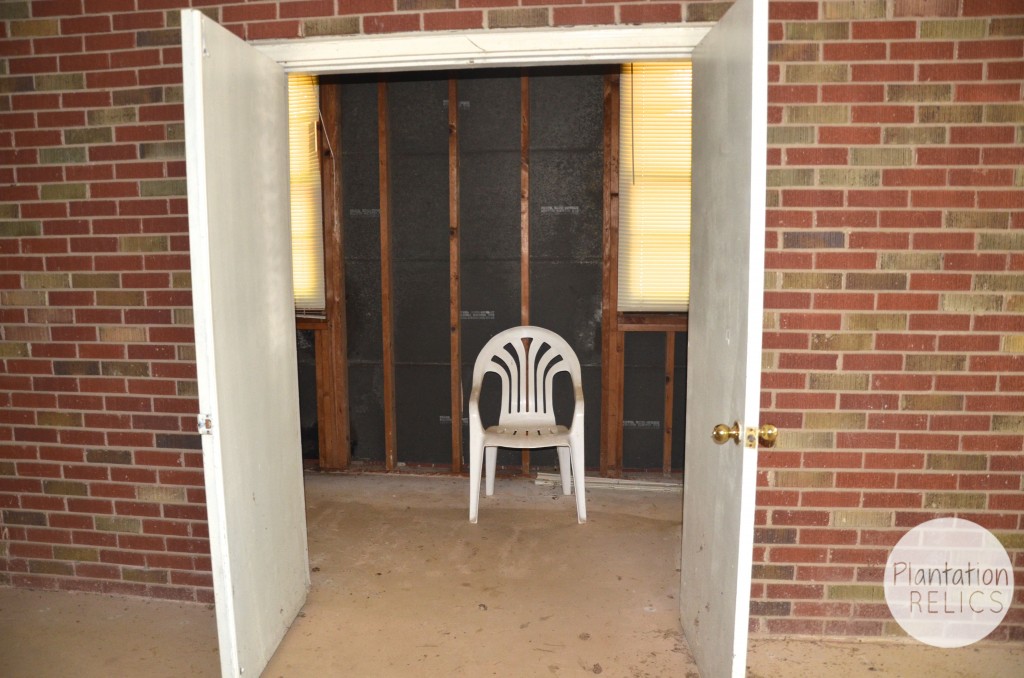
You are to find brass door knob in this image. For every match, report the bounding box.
[712,422,779,448]
[712,422,740,445]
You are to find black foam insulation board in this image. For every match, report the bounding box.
[315,67,686,470]
[296,329,319,460]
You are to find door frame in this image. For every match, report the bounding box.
[248,16,764,673]
[260,22,716,473]
[254,25,713,74]
[261,25,715,475]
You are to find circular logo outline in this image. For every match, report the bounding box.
[883,517,1014,648]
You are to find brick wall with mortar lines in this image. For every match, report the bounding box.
[756,0,1023,640]
[0,0,1021,637]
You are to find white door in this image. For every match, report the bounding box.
[181,11,310,678]
[681,0,768,676]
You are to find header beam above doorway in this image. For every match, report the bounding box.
[253,24,712,74]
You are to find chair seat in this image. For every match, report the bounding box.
[483,423,570,449]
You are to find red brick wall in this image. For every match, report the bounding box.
[757,0,1023,641]
[1,0,1022,638]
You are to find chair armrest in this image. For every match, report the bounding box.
[570,384,585,432]
[468,385,483,426]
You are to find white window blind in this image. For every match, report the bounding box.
[288,74,326,313]
[618,62,692,313]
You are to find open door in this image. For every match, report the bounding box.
[181,11,310,677]
[681,0,768,676]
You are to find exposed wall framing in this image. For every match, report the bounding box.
[378,81,398,472]
[309,69,685,476]
[519,73,532,476]
[663,330,676,476]
[298,83,350,471]
[600,72,623,478]
[600,73,688,478]
[448,76,463,474]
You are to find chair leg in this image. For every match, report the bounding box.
[469,435,482,524]
[484,446,497,496]
[556,447,572,495]
[570,438,586,524]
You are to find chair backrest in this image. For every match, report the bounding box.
[471,326,582,427]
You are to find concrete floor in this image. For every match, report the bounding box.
[1,473,1021,677]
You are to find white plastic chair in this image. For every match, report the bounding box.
[468,325,586,524]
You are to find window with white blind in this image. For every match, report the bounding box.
[288,74,326,314]
[617,62,692,313]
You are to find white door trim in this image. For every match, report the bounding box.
[253,24,712,74]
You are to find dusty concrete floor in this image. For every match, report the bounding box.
[1,474,1021,677]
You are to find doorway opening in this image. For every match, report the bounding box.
[296,65,689,481]
[184,11,766,676]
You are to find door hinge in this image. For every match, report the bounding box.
[197,413,214,435]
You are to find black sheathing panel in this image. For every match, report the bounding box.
[387,76,449,156]
[327,67,684,470]
[527,70,605,468]
[339,79,382,359]
[338,79,384,462]
[528,69,604,264]
[457,71,522,266]
[339,80,382,261]
[296,329,319,459]
[528,67,607,151]
[620,331,688,470]
[671,331,688,469]
[393,264,451,462]
[458,72,523,465]
[395,364,450,464]
[389,76,451,463]
[531,262,604,468]
[389,79,450,263]
[347,365,385,462]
